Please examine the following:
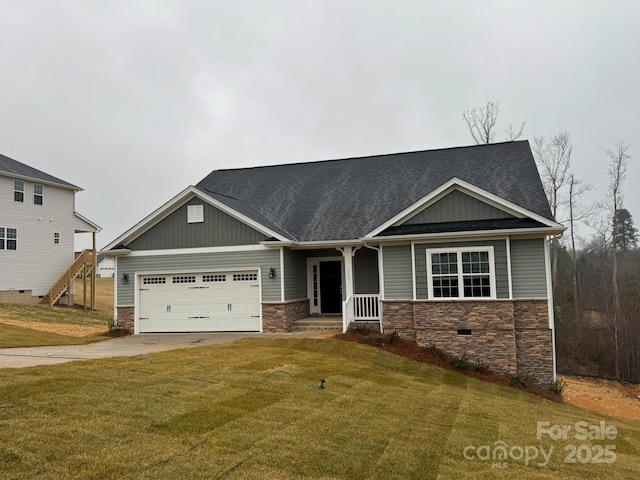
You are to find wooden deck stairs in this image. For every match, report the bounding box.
[42,249,96,309]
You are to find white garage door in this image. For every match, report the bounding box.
[138,271,261,333]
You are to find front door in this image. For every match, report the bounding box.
[319,261,342,314]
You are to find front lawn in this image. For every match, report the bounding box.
[0,297,114,348]
[0,338,637,479]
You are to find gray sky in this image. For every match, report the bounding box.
[1,0,638,250]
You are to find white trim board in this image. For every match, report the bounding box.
[103,186,289,251]
[365,178,564,238]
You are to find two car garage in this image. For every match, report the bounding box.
[137,270,261,333]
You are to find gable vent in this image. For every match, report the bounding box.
[187,205,204,223]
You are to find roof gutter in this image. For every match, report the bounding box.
[361,226,566,243]
[98,249,132,256]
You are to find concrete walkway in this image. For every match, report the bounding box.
[0,331,324,369]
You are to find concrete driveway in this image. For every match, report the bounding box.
[0,331,322,369]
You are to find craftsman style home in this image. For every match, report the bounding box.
[0,153,100,306]
[103,141,564,383]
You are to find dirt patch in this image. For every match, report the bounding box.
[560,375,640,421]
[0,319,108,337]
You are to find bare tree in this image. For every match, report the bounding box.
[606,140,632,379]
[533,131,573,286]
[462,101,526,144]
[566,174,592,322]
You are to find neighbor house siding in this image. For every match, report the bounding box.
[127,197,268,250]
[510,238,547,298]
[116,249,281,305]
[0,175,84,296]
[414,240,509,300]
[382,244,412,299]
[283,248,307,301]
[404,190,514,224]
[354,247,379,294]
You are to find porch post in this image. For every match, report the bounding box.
[339,246,355,332]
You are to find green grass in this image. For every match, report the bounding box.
[0,338,638,479]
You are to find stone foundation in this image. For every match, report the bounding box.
[116,306,135,333]
[381,299,554,384]
[262,300,310,333]
[0,290,41,305]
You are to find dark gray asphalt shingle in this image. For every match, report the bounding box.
[195,141,553,242]
[0,153,79,189]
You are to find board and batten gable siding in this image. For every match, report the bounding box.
[0,175,81,296]
[127,197,269,250]
[283,248,307,301]
[510,238,548,298]
[354,247,379,294]
[404,190,515,225]
[415,240,509,300]
[382,244,413,299]
[116,249,281,305]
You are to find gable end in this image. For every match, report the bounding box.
[403,190,516,225]
[127,197,269,250]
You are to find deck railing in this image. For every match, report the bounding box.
[44,249,95,306]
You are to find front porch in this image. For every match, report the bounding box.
[263,245,382,333]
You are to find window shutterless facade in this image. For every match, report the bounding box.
[0,227,17,250]
[426,246,496,299]
[34,184,43,205]
[14,180,24,202]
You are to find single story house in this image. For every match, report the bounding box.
[102,141,564,383]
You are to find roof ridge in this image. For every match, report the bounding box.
[207,140,530,173]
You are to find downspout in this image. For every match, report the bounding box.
[544,236,557,382]
[364,242,383,333]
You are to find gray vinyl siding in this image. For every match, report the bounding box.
[304,249,341,258]
[127,198,268,250]
[116,249,281,305]
[415,240,509,299]
[510,238,548,298]
[283,248,307,301]
[382,245,413,299]
[405,190,514,224]
[354,247,379,294]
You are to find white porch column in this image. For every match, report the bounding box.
[338,246,355,332]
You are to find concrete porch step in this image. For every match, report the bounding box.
[291,317,342,332]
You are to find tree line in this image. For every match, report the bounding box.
[464,102,639,382]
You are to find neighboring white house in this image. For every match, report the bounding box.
[0,153,100,304]
[97,255,115,278]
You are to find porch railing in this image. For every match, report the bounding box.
[343,294,381,333]
[353,294,380,320]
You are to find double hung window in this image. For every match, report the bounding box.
[427,247,495,299]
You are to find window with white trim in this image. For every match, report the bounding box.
[0,227,17,250]
[34,184,43,205]
[427,247,495,299]
[14,180,24,202]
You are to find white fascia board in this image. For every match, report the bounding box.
[74,212,101,233]
[102,186,289,251]
[98,249,132,256]
[367,226,566,244]
[364,177,564,238]
[124,244,272,257]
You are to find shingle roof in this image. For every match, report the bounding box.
[0,152,79,190]
[195,141,553,242]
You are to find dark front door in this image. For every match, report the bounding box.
[320,261,342,314]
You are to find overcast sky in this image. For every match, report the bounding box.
[1,0,638,250]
